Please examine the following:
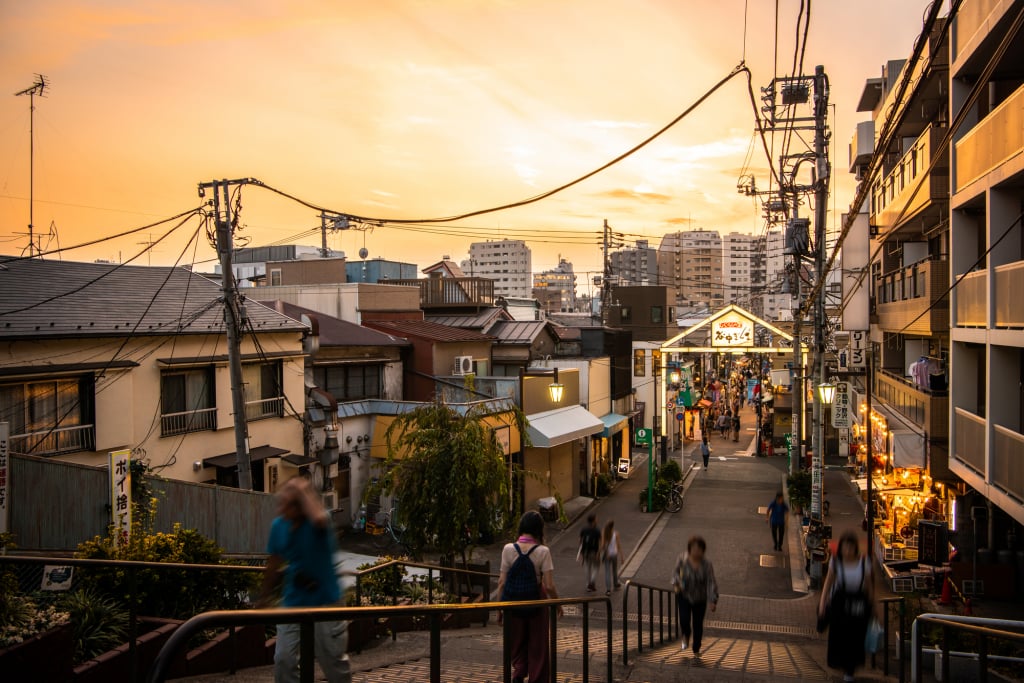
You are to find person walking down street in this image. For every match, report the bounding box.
[671,536,719,657]
[578,514,601,592]
[716,411,729,438]
[700,437,711,471]
[600,520,622,595]
[766,492,789,551]
[731,411,741,442]
[260,477,350,683]
[498,511,562,683]
[818,532,877,682]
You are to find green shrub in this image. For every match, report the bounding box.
[62,588,128,663]
[355,556,408,605]
[0,596,69,648]
[595,473,613,497]
[787,470,812,512]
[638,479,674,511]
[658,460,683,483]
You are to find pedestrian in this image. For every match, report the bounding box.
[498,510,562,683]
[260,477,350,683]
[671,536,719,657]
[700,437,711,471]
[578,514,601,592]
[818,532,877,682]
[716,411,729,438]
[766,491,789,551]
[600,520,622,595]
[731,411,741,442]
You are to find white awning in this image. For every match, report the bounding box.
[891,430,926,469]
[526,405,604,448]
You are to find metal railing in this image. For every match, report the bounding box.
[954,407,987,474]
[995,259,1024,328]
[9,423,95,455]
[620,579,678,666]
[244,396,284,421]
[353,558,498,608]
[0,554,262,683]
[955,269,987,327]
[912,613,1024,683]
[993,423,1024,503]
[147,595,614,683]
[159,407,217,436]
[877,596,907,683]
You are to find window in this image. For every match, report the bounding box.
[651,306,664,324]
[1,376,95,455]
[244,361,284,420]
[633,350,646,377]
[270,269,282,286]
[314,364,382,402]
[620,306,632,322]
[159,367,216,436]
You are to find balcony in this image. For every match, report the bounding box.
[954,0,1010,69]
[955,83,1024,193]
[160,407,217,437]
[871,125,948,234]
[876,370,948,439]
[994,260,1024,328]
[954,407,987,474]
[874,258,949,334]
[245,396,285,421]
[993,424,1024,502]
[9,424,95,456]
[387,277,495,308]
[955,269,987,327]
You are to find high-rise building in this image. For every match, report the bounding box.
[722,232,766,311]
[609,239,659,286]
[761,228,791,321]
[461,239,532,298]
[656,229,724,312]
[533,258,577,313]
[948,1,1024,537]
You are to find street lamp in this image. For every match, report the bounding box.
[817,382,836,405]
[547,372,564,403]
[519,366,564,408]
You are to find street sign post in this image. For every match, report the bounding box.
[635,427,653,512]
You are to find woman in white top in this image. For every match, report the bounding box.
[818,531,877,682]
[600,520,622,595]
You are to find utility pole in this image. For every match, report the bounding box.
[601,219,610,324]
[15,75,48,259]
[810,65,831,523]
[202,178,253,490]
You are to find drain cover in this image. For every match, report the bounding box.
[757,506,768,515]
[759,554,782,567]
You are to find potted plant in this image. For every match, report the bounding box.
[787,470,811,517]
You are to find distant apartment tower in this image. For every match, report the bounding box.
[657,229,724,312]
[609,239,659,286]
[533,258,577,313]
[761,228,791,321]
[462,239,532,298]
[722,232,766,312]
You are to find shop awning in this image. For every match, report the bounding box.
[891,430,926,469]
[203,445,290,469]
[526,406,604,448]
[600,413,628,438]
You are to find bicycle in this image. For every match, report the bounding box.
[369,508,414,555]
[639,482,684,513]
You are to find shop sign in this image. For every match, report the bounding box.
[832,382,852,428]
[617,458,631,476]
[110,449,132,543]
[711,311,754,348]
[634,428,652,446]
[918,521,949,566]
[0,422,8,534]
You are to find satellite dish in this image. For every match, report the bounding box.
[359,247,368,259]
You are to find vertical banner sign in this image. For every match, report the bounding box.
[784,432,793,471]
[0,422,9,535]
[811,450,823,518]
[832,382,852,428]
[110,450,132,542]
[678,367,693,407]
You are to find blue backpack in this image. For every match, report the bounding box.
[501,543,541,615]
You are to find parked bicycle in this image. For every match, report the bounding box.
[367,508,416,555]
[639,481,684,513]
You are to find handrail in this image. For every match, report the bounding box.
[911,613,1024,683]
[147,596,614,683]
[620,578,678,666]
[354,558,499,608]
[878,596,906,682]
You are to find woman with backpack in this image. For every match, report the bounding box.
[497,510,561,683]
[817,532,877,682]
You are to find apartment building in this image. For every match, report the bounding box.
[722,231,766,313]
[609,239,659,286]
[761,227,793,321]
[656,229,724,313]
[462,239,533,298]
[948,0,1024,547]
[533,258,577,312]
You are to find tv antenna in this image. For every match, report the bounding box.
[14,74,49,258]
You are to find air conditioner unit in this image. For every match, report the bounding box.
[453,355,474,375]
[322,492,337,510]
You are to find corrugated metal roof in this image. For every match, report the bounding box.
[486,320,548,344]
[336,397,514,419]
[426,307,508,330]
[259,300,409,347]
[364,319,494,342]
[0,257,307,339]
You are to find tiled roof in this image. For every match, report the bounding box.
[0,257,307,339]
[259,301,409,347]
[486,320,549,344]
[364,319,494,343]
[426,307,509,330]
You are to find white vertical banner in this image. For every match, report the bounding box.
[110,449,132,542]
[841,211,871,331]
[0,422,9,535]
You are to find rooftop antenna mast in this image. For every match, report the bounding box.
[15,74,48,258]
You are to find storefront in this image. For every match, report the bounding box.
[524,404,604,505]
[598,413,628,480]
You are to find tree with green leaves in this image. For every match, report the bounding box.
[371,398,526,569]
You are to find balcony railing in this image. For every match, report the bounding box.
[995,260,1024,328]
[386,277,495,308]
[954,408,987,474]
[955,269,987,327]
[954,0,1002,64]
[993,424,1024,502]
[245,396,285,421]
[875,258,949,334]
[876,370,948,439]
[956,82,1024,192]
[871,125,948,232]
[9,424,95,456]
[160,407,217,437]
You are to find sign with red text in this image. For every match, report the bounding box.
[711,311,754,348]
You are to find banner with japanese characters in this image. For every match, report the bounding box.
[110,449,132,542]
[0,422,8,535]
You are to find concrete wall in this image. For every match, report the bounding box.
[253,283,420,324]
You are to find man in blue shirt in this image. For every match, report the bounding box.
[260,477,349,683]
[766,491,789,551]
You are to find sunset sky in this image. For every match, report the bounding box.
[0,1,932,283]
